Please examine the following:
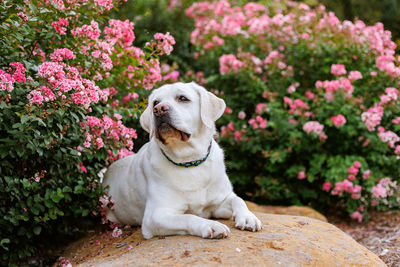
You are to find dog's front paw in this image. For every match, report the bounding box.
[235,211,262,232]
[200,221,230,239]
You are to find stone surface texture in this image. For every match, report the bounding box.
[60,209,385,267]
[245,201,327,222]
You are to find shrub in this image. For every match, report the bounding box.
[0,0,173,263]
[183,0,400,220]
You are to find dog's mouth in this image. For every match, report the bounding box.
[156,122,191,144]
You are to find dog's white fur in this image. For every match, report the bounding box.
[102,82,261,239]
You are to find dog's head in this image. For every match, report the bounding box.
[140,82,226,145]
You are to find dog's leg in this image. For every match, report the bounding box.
[142,208,230,239]
[213,193,262,232]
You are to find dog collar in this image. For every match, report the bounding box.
[160,141,212,168]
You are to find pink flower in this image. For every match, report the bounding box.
[162,71,179,82]
[234,131,242,141]
[95,240,100,245]
[363,170,371,179]
[227,122,234,131]
[322,182,331,192]
[224,107,233,114]
[127,245,133,250]
[347,174,355,181]
[331,64,346,76]
[154,32,175,55]
[350,211,362,223]
[378,129,400,148]
[297,171,306,180]
[371,183,387,198]
[112,227,122,238]
[304,90,314,100]
[219,54,245,74]
[353,161,361,168]
[238,111,246,120]
[303,121,326,139]
[392,117,400,125]
[255,103,267,114]
[348,71,362,81]
[361,106,384,131]
[330,114,346,127]
[52,18,69,35]
[348,166,359,176]
[78,162,87,173]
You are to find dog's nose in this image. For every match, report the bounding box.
[153,104,170,117]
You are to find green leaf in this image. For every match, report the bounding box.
[33,226,41,235]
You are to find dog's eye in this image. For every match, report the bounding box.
[153,100,160,107]
[178,95,190,102]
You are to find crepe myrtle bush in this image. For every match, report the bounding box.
[0,0,175,262]
[183,0,400,221]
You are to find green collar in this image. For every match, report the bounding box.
[160,141,212,168]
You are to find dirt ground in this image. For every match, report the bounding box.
[327,210,400,267]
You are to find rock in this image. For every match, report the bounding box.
[59,212,385,267]
[245,201,327,222]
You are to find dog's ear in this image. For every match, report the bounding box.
[193,82,226,129]
[140,101,154,139]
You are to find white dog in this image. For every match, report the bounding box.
[102,82,261,239]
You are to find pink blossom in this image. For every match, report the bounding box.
[162,71,179,82]
[224,107,233,114]
[361,106,384,131]
[348,166,359,176]
[238,111,246,120]
[322,182,331,192]
[378,129,400,148]
[9,62,26,83]
[112,227,122,238]
[78,162,87,173]
[18,12,28,21]
[348,71,362,81]
[331,64,346,76]
[94,0,114,10]
[350,211,362,223]
[303,121,326,140]
[304,90,314,100]
[353,161,361,168]
[297,171,306,180]
[371,183,387,198]
[104,19,135,47]
[154,32,175,55]
[234,131,242,141]
[0,70,15,92]
[363,170,371,179]
[219,54,245,74]
[347,175,355,181]
[255,103,267,114]
[52,18,69,35]
[330,114,346,127]
[392,117,400,125]
[50,48,76,62]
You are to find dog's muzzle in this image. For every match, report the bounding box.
[153,104,190,143]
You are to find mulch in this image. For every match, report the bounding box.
[327,210,400,267]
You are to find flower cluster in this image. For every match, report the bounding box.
[302,121,327,140]
[82,114,137,158]
[185,0,400,221]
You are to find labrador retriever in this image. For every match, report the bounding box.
[102,82,261,239]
